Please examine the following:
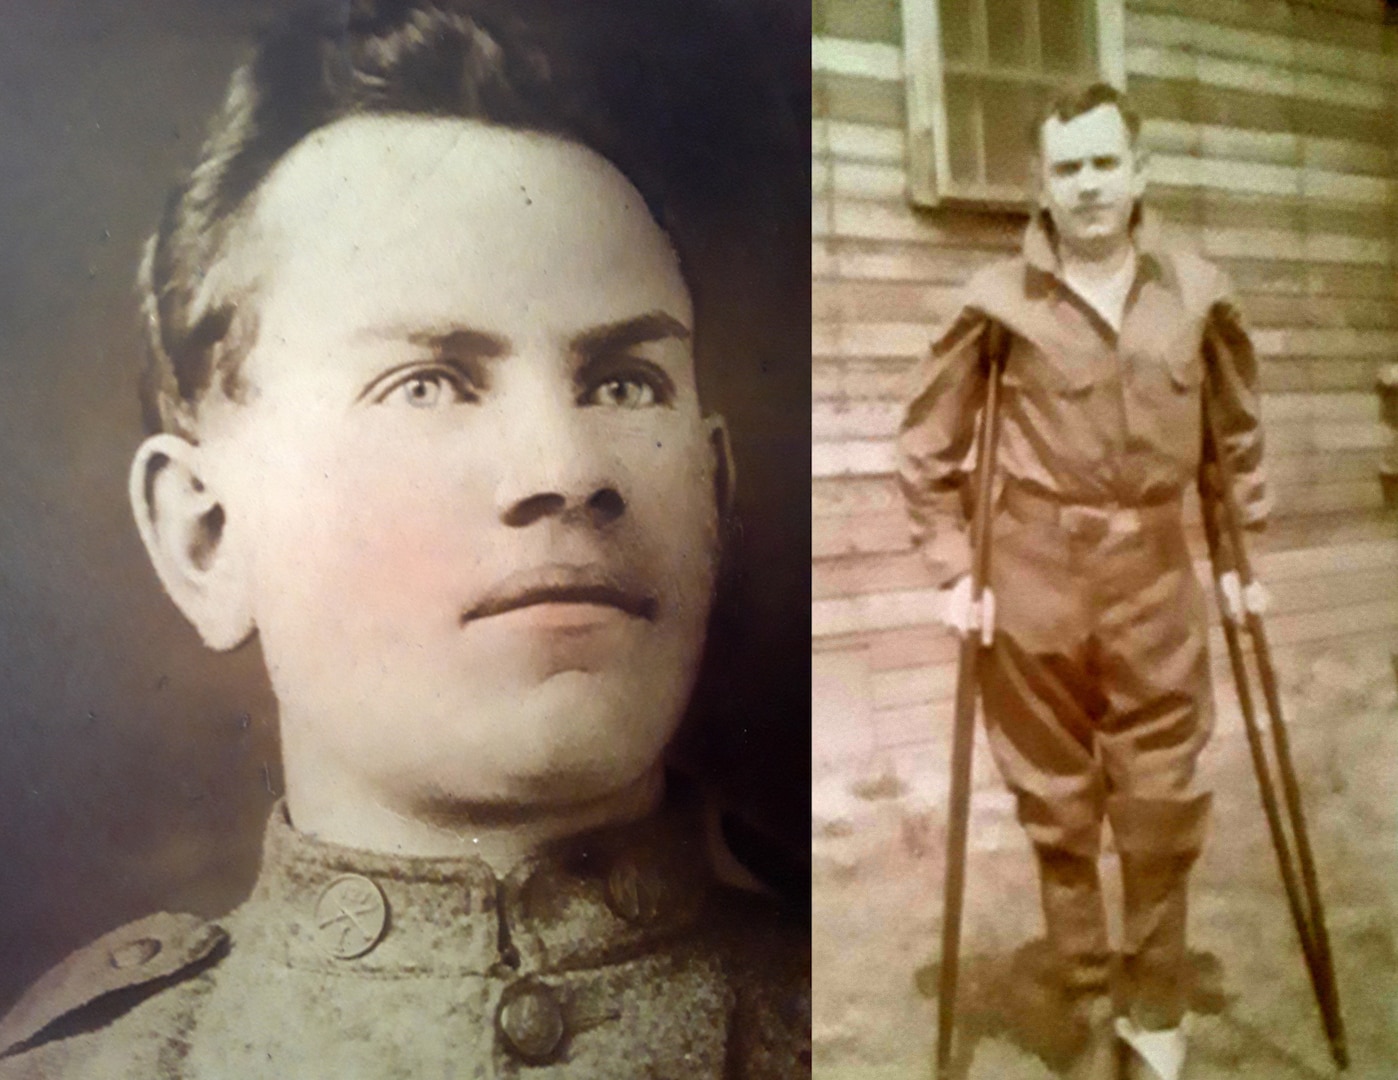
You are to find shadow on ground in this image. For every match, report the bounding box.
[909,942,1226,1080]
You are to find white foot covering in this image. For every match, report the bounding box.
[1115,1016,1186,1080]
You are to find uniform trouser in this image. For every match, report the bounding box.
[979,488,1213,1030]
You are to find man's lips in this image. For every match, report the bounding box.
[461,565,657,624]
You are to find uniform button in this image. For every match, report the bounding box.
[497,978,565,1063]
[313,874,387,959]
[605,856,665,926]
[109,937,162,970]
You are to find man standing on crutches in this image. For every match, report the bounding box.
[898,83,1268,1080]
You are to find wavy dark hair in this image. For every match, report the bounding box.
[1031,80,1142,150]
[138,0,804,435]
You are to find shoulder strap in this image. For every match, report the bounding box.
[0,912,226,1057]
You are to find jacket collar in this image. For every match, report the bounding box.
[1023,204,1178,296]
[233,788,715,977]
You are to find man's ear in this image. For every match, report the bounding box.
[129,433,254,651]
[704,414,736,520]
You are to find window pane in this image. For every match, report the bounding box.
[939,0,975,63]
[987,0,1035,69]
[1039,0,1095,75]
[945,76,982,186]
[981,82,1038,188]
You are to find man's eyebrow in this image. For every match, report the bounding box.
[403,326,510,357]
[354,323,510,358]
[570,311,692,355]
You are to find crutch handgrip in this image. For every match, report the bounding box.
[940,577,997,641]
[1218,571,1270,622]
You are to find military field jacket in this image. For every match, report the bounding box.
[0,798,809,1078]
[898,211,1268,585]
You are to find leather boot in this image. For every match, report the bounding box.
[1107,793,1209,1033]
[1119,851,1191,1031]
[1035,846,1111,998]
[1064,993,1121,1080]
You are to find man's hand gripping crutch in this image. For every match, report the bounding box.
[933,320,1008,1080]
[1199,354,1348,1071]
[937,573,996,646]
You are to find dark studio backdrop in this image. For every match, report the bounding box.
[0,0,812,1011]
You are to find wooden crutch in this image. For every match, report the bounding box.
[1200,361,1348,1070]
[935,320,1008,1080]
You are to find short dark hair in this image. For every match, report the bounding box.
[139,0,801,435]
[1031,81,1141,151]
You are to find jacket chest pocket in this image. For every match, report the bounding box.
[1134,326,1206,457]
[1165,346,1203,394]
[1001,337,1096,401]
[1136,321,1206,419]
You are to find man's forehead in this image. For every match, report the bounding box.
[1040,104,1132,161]
[251,115,632,235]
[222,114,691,343]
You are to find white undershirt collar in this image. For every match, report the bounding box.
[1061,244,1136,333]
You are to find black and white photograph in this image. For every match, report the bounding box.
[0,1,812,1075]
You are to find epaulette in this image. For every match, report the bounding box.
[0,912,227,1058]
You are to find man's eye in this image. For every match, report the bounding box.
[379,369,477,408]
[1092,156,1120,170]
[585,375,659,409]
[1053,162,1081,177]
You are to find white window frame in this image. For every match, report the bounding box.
[901,0,1126,207]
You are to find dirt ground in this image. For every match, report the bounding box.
[813,640,1398,1080]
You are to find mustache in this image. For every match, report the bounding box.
[461,563,658,623]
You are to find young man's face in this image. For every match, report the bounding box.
[1037,103,1145,259]
[186,116,724,817]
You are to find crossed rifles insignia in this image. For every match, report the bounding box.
[313,875,388,959]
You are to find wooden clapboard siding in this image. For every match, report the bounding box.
[816,277,1398,330]
[1127,10,1398,85]
[811,392,1386,439]
[813,347,1397,400]
[1129,0,1398,51]
[816,537,1398,636]
[811,0,1398,775]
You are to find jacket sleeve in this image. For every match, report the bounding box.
[1203,294,1269,531]
[896,305,991,586]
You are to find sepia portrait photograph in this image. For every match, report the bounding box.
[813,1,1398,1078]
[0,1,811,1076]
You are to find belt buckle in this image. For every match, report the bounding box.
[1059,504,1110,542]
[1108,507,1142,535]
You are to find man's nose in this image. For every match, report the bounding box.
[501,487,625,529]
[492,395,626,529]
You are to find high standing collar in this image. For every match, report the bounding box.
[232,795,714,977]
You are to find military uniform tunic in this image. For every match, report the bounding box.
[898,210,1267,1020]
[0,796,809,1078]
[899,210,1267,587]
